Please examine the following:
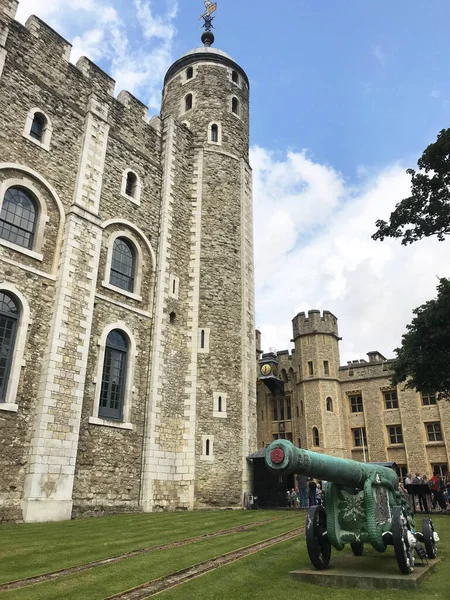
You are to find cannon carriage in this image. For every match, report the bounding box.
[265,440,439,574]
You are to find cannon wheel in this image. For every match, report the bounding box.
[306,505,331,570]
[350,542,364,556]
[422,518,437,559]
[392,506,414,574]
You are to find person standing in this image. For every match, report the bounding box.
[308,478,317,507]
[296,474,308,509]
[431,470,446,511]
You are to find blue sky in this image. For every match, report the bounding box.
[16,0,450,362]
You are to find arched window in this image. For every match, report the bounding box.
[211,124,219,143]
[326,397,333,412]
[205,438,210,456]
[281,369,288,383]
[186,67,193,80]
[0,292,19,402]
[125,172,138,198]
[185,93,193,111]
[232,70,239,84]
[0,187,37,249]
[110,237,136,292]
[99,329,128,420]
[232,97,239,115]
[313,427,320,447]
[30,112,47,142]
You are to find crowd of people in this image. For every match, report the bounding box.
[286,475,326,509]
[402,470,450,513]
[286,469,450,512]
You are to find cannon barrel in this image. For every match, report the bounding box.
[265,440,399,489]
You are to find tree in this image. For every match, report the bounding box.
[373,128,450,245]
[391,278,450,399]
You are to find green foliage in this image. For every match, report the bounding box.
[391,278,450,399]
[373,128,450,244]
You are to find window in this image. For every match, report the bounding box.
[308,361,314,376]
[286,432,293,442]
[323,361,329,375]
[30,112,47,141]
[231,97,239,115]
[205,439,210,455]
[0,292,19,403]
[211,124,219,143]
[349,394,363,413]
[261,410,264,420]
[296,405,299,418]
[300,400,304,416]
[186,67,193,80]
[185,93,193,111]
[232,70,239,83]
[298,438,302,448]
[23,108,53,150]
[286,396,292,420]
[353,428,367,447]
[169,311,176,324]
[0,187,37,249]
[273,434,279,440]
[201,434,214,459]
[313,427,320,447]
[326,397,333,412]
[426,422,442,442]
[125,172,138,198]
[388,425,403,445]
[432,464,448,477]
[110,237,136,292]
[99,330,128,421]
[272,397,292,421]
[200,329,205,349]
[383,389,398,409]
[198,327,210,353]
[422,393,437,406]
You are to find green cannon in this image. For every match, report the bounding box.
[265,440,439,574]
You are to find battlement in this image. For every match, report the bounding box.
[1,0,18,20]
[3,1,161,140]
[292,309,339,339]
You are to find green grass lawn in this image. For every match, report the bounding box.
[0,513,304,600]
[158,515,450,600]
[0,509,292,584]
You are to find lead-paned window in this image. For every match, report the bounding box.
[99,330,128,420]
[388,425,403,445]
[384,389,398,409]
[110,237,136,292]
[349,394,363,413]
[422,393,437,406]
[353,427,367,447]
[0,292,19,402]
[426,422,442,442]
[0,187,37,249]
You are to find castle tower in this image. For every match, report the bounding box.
[292,310,346,457]
[141,14,256,509]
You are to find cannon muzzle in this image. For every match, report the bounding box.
[266,439,398,489]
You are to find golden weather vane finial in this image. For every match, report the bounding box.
[199,0,217,32]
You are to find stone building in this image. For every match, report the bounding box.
[0,0,256,523]
[257,310,450,480]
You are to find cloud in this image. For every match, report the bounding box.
[252,148,449,364]
[16,0,179,111]
[373,44,387,62]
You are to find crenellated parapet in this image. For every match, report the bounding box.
[292,309,339,340]
[2,3,161,144]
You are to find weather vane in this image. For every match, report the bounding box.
[200,0,217,32]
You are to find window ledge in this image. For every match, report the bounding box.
[426,441,445,447]
[0,239,43,261]
[200,455,214,461]
[88,416,133,430]
[386,444,405,449]
[101,281,142,302]
[213,411,228,419]
[120,191,140,206]
[351,446,367,451]
[22,133,50,151]
[0,402,18,413]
